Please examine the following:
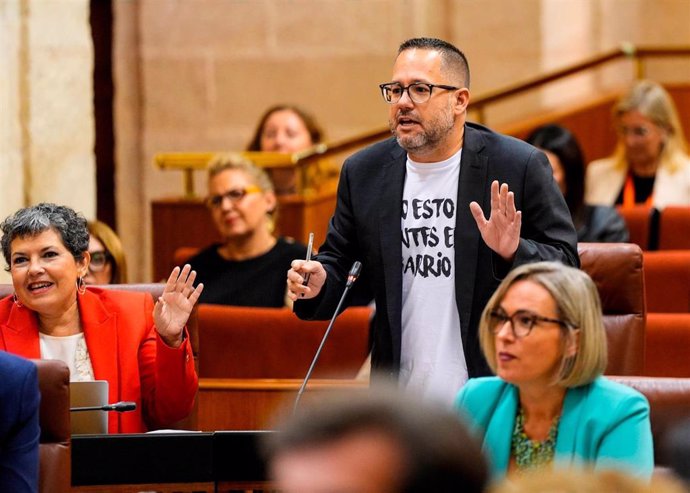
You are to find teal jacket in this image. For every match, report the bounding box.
[454,376,653,480]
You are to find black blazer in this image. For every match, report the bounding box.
[295,122,579,378]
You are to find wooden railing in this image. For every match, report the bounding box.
[156,43,690,197]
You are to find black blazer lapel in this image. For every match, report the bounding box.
[379,145,406,365]
[455,125,489,339]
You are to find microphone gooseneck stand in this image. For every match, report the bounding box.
[293,261,362,415]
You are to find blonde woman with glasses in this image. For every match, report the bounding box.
[186,153,308,307]
[586,80,690,209]
[455,261,653,481]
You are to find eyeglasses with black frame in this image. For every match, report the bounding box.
[488,309,574,339]
[88,250,111,273]
[205,185,262,209]
[379,82,460,104]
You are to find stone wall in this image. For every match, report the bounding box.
[0,0,94,283]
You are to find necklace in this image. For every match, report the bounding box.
[511,407,559,471]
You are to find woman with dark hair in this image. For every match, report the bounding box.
[246,105,337,194]
[526,124,628,243]
[247,104,323,154]
[0,203,201,433]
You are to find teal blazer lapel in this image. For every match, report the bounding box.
[483,383,518,478]
[555,385,586,468]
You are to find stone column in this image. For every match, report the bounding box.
[0,0,95,283]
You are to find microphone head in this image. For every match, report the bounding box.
[346,261,362,286]
[111,401,137,412]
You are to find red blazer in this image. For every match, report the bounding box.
[0,287,198,433]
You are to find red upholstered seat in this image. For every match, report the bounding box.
[658,206,690,250]
[616,205,657,250]
[33,359,71,493]
[578,243,646,375]
[643,251,690,313]
[645,313,690,377]
[197,304,372,379]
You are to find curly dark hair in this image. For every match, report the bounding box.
[1,203,89,270]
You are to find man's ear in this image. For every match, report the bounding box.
[454,88,470,115]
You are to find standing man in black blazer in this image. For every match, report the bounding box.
[287,37,578,404]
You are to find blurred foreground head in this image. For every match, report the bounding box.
[264,387,488,493]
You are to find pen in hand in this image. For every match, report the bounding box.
[302,232,314,286]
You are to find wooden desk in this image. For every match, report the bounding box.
[70,379,367,492]
[71,431,271,493]
[197,378,369,431]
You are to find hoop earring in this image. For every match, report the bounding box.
[77,277,86,296]
[12,293,23,307]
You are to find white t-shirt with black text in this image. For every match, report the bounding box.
[398,148,468,405]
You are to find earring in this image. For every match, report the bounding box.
[12,293,23,307]
[266,213,276,234]
[77,277,86,295]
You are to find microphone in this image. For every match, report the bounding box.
[293,261,362,414]
[71,401,137,413]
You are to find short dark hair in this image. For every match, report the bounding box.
[525,124,586,219]
[398,37,470,88]
[246,104,323,152]
[1,203,89,270]
[264,389,488,493]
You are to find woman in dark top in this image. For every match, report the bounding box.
[188,153,308,307]
[526,125,629,243]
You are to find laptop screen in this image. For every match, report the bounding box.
[70,380,109,435]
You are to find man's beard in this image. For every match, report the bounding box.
[390,105,455,156]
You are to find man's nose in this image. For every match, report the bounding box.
[395,87,415,107]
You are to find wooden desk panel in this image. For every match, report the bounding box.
[197,378,368,431]
[151,191,337,281]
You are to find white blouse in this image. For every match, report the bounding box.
[39,332,95,382]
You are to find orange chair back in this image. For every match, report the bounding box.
[658,206,690,250]
[616,205,658,250]
[643,250,690,312]
[198,304,372,379]
[645,313,690,377]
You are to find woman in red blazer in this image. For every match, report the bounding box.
[0,203,203,433]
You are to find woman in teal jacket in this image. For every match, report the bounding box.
[455,262,653,480]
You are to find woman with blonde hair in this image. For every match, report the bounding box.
[187,152,307,307]
[586,80,690,209]
[84,220,127,284]
[455,261,653,480]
